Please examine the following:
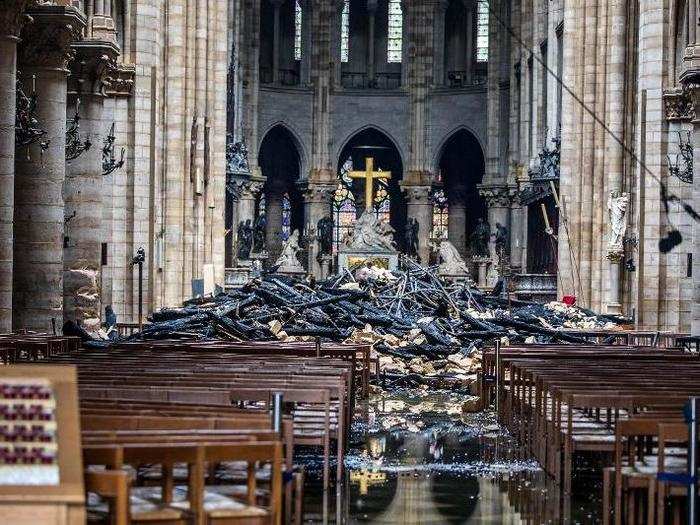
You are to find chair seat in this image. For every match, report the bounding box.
[167,485,269,519]
[87,488,187,522]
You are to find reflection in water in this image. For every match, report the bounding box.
[300,390,603,524]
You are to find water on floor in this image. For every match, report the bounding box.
[299,389,602,524]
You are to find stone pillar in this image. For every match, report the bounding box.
[400,0,409,87]
[0,0,31,333]
[265,188,285,263]
[331,0,344,87]
[88,0,117,41]
[302,183,335,277]
[271,0,285,84]
[689,85,700,335]
[14,5,85,332]
[402,185,432,265]
[432,0,448,87]
[233,178,264,261]
[367,0,378,87]
[448,188,468,257]
[463,0,474,84]
[63,41,118,330]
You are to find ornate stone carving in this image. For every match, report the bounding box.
[0,0,32,38]
[68,41,119,96]
[400,184,431,204]
[342,211,397,253]
[300,182,336,205]
[18,6,86,70]
[434,240,470,276]
[606,191,629,263]
[275,230,305,274]
[663,87,696,122]
[478,184,517,208]
[104,63,135,98]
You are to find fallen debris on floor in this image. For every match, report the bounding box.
[109,259,623,392]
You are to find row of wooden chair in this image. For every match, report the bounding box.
[482,343,699,522]
[0,332,80,363]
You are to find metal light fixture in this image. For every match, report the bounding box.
[15,73,50,156]
[65,99,92,161]
[667,130,693,183]
[102,122,125,176]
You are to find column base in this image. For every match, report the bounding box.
[605,302,623,316]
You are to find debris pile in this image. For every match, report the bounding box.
[119,261,623,390]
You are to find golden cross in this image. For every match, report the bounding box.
[349,157,391,212]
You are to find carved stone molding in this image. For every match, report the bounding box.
[299,182,336,204]
[0,0,32,39]
[104,62,135,98]
[400,184,432,204]
[68,40,119,96]
[478,183,517,208]
[18,5,86,70]
[663,87,696,122]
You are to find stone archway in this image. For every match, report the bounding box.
[435,128,486,258]
[258,124,305,263]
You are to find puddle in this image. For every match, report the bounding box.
[299,390,602,524]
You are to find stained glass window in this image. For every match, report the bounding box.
[333,158,357,253]
[476,0,489,62]
[341,0,350,63]
[387,0,403,63]
[282,193,291,241]
[431,189,449,240]
[295,0,302,61]
[373,177,391,223]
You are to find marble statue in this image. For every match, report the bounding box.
[317,215,334,256]
[470,218,490,257]
[342,211,396,252]
[252,213,266,253]
[436,240,470,275]
[607,191,629,261]
[275,229,305,272]
[237,219,253,260]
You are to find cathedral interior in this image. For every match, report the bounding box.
[2,0,700,523]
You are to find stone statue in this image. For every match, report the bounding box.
[253,213,266,253]
[494,222,509,257]
[404,217,420,260]
[275,229,304,272]
[436,240,470,276]
[607,191,629,261]
[342,210,396,252]
[470,218,490,257]
[317,215,334,256]
[237,219,253,260]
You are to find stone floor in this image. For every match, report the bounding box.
[299,390,603,524]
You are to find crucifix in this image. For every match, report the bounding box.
[349,157,391,212]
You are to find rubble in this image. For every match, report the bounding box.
[115,258,624,390]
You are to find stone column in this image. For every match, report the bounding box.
[63,41,118,330]
[367,0,378,87]
[400,0,409,87]
[265,188,285,263]
[271,0,285,84]
[331,0,344,87]
[432,0,448,87]
[302,183,335,277]
[402,185,432,265]
[463,0,474,84]
[689,85,700,335]
[448,187,468,257]
[0,0,31,333]
[233,178,264,260]
[14,5,85,332]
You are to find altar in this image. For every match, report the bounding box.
[337,157,399,272]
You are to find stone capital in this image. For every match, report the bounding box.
[663,87,696,122]
[683,82,700,125]
[400,184,431,204]
[0,0,32,39]
[298,181,336,204]
[478,183,517,208]
[18,5,86,71]
[104,62,135,98]
[68,40,119,96]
